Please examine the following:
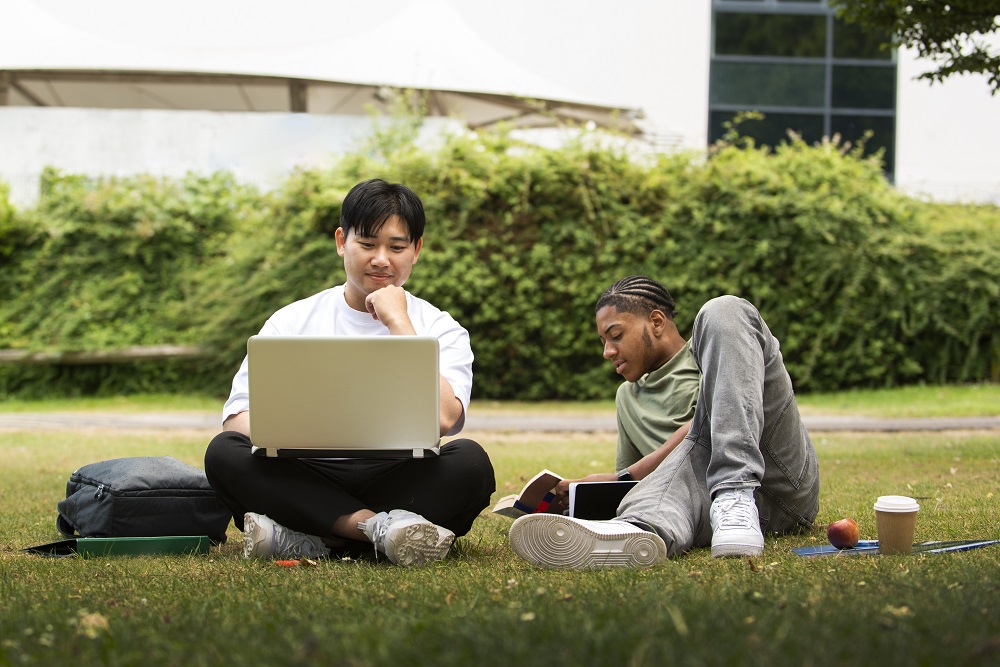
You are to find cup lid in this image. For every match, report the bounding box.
[873,495,920,512]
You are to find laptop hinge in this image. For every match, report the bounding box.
[412,448,425,459]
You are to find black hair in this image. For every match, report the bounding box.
[595,275,677,319]
[340,178,425,243]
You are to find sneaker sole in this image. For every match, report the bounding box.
[711,540,764,558]
[243,512,266,559]
[509,515,667,569]
[384,519,455,566]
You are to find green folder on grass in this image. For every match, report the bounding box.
[23,535,211,557]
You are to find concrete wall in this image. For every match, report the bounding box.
[0,107,457,206]
[894,46,1000,204]
[2,1,997,206]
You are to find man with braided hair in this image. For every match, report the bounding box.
[554,276,700,489]
[509,276,820,567]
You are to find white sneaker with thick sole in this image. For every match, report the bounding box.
[358,510,455,566]
[509,514,667,569]
[243,512,331,560]
[710,488,765,558]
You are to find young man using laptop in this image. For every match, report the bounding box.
[204,178,496,566]
[508,276,820,567]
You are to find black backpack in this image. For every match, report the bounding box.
[56,456,232,544]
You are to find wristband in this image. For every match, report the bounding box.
[617,468,634,482]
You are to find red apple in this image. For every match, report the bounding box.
[827,517,860,549]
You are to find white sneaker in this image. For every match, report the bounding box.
[508,514,667,569]
[243,512,331,560]
[357,510,455,566]
[710,488,764,558]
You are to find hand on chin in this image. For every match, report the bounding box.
[364,283,407,321]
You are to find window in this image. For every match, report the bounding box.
[709,0,897,176]
[715,13,826,58]
[711,62,826,107]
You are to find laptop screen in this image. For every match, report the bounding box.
[247,336,440,457]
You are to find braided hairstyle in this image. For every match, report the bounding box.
[595,276,677,320]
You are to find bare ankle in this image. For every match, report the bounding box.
[333,509,376,542]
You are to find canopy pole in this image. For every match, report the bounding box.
[289,80,307,113]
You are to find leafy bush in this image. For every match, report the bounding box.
[0,124,997,400]
[0,170,261,397]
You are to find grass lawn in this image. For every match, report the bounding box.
[1,421,998,666]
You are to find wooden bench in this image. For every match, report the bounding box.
[0,345,206,365]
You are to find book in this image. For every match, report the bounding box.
[568,481,638,520]
[492,472,638,520]
[492,469,567,518]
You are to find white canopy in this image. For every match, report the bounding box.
[0,0,643,133]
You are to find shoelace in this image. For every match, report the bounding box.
[359,513,392,560]
[714,494,756,529]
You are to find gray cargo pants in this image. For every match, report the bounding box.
[618,296,820,557]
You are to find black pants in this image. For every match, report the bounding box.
[204,431,496,544]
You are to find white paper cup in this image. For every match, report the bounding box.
[874,495,920,555]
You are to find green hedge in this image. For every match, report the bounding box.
[1,125,997,400]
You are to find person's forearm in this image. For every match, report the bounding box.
[554,420,693,498]
[438,376,463,436]
[384,315,417,336]
[624,420,691,480]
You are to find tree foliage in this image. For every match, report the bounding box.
[831,0,1000,93]
[0,124,997,400]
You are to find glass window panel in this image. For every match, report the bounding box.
[833,19,894,60]
[832,65,896,109]
[711,61,826,107]
[709,110,825,146]
[831,114,895,173]
[715,13,827,57]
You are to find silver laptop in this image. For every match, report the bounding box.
[247,335,441,458]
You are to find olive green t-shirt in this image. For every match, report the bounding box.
[615,340,701,470]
